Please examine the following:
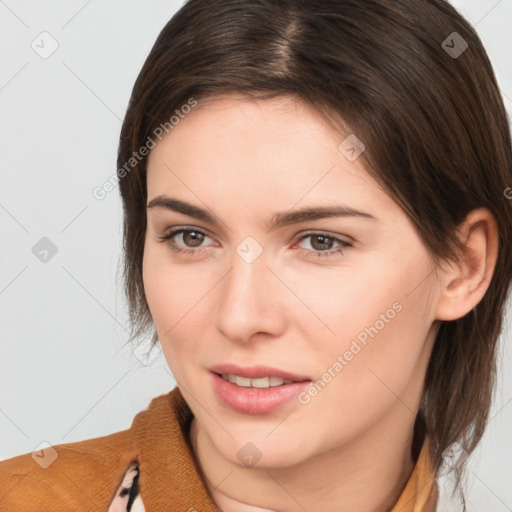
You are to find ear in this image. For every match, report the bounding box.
[435,207,499,321]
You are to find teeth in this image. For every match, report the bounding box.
[221,373,295,388]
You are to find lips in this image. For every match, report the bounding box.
[210,371,312,414]
[209,363,311,382]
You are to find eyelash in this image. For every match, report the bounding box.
[157,228,352,258]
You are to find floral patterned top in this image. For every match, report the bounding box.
[107,462,145,512]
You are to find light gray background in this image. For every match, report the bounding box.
[0,1,511,510]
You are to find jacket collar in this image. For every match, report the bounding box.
[131,386,221,510]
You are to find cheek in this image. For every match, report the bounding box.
[142,243,220,374]
[297,251,435,421]
[143,242,206,329]
[297,240,434,360]
[281,256,405,348]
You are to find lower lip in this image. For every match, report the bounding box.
[210,372,311,415]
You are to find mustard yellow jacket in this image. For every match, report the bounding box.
[0,386,438,511]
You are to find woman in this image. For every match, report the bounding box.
[1,0,511,510]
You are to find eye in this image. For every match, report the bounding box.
[295,232,352,258]
[157,227,214,255]
[157,227,352,259]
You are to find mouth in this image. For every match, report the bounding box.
[208,364,312,414]
[210,372,312,415]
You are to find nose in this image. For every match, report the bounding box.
[214,243,286,344]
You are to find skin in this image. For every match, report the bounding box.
[143,95,498,512]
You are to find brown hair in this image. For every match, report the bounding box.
[116,0,512,506]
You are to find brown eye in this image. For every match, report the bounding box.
[182,230,205,247]
[296,232,352,258]
[157,228,214,255]
[309,234,335,251]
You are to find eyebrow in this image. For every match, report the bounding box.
[146,195,377,230]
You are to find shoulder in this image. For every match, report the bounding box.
[0,429,138,511]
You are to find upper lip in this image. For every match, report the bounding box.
[209,363,311,382]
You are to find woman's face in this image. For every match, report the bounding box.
[143,95,441,467]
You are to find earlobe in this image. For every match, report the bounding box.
[435,208,498,322]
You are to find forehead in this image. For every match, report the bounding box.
[145,95,395,222]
